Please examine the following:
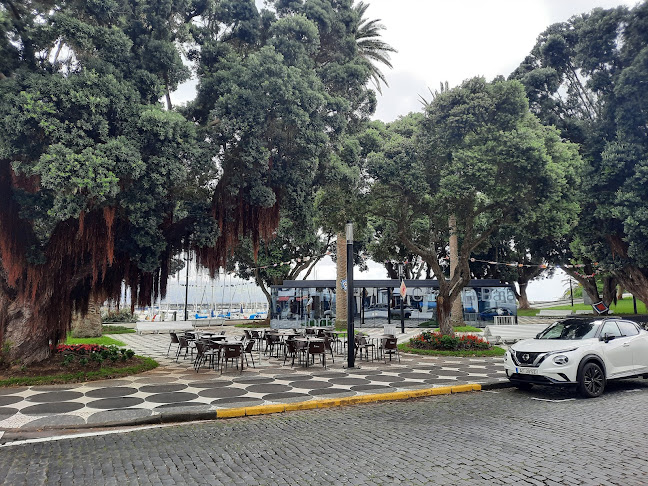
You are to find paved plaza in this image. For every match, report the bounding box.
[0,327,509,432]
[1,382,648,485]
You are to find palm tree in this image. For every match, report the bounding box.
[354,1,397,94]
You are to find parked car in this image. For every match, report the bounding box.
[366,304,413,319]
[504,318,648,398]
[479,307,514,321]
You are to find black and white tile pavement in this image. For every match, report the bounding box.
[0,328,509,431]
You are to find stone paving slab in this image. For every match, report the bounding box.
[0,327,509,431]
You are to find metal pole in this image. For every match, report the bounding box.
[569,279,573,307]
[399,264,405,334]
[346,222,355,368]
[184,253,189,321]
[387,288,391,325]
[634,295,638,314]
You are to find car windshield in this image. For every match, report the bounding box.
[537,320,600,340]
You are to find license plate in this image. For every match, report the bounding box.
[516,367,538,375]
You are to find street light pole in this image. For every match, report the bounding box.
[399,263,405,334]
[346,222,355,368]
[184,252,190,321]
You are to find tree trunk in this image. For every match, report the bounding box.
[617,285,624,300]
[613,266,648,307]
[517,282,531,310]
[71,298,103,338]
[601,276,617,308]
[449,214,464,326]
[335,231,347,327]
[436,293,454,336]
[562,268,600,306]
[0,289,52,364]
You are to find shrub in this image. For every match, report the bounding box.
[57,343,137,367]
[101,309,136,323]
[408,331,491,351]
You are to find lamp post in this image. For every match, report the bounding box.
[184,252,190,321]
[398,263,405,334]
[346,222,355,368]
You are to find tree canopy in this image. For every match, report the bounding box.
[511,2,648,304]
[367,78,582,333]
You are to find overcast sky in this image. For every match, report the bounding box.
[367,0,637,122]
[169,0,636,304]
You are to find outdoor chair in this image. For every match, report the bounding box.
[243,339,256,368]
[380,337,400,363]
[244,330,252,341]
[250,330,262,351]
[264,333,283,357]
[167,332,180,357]
[194,340,219,372]
[325,331,342,354]
[175,335,196,362]
[323,336,335,363]
[283,339,304,367]
[354,336,375,362]
[220,344,243,373]
[307,340,327,368]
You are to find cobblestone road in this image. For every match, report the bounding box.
[1,379,647,485]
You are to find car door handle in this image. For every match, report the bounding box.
[622,343,631,347]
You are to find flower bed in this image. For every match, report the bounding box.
[55,343,136,366]
[408,331,491,351]
[56,344,107,355]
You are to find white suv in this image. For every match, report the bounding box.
[504,318,648,397]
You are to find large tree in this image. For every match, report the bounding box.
[510,2,648,305]
[0,0,215,363]
[368,78,582,335]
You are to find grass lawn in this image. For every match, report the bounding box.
[65,336,126,346]
[518,298,647,317]
[102,325,136,334]
[399,344,506,357]
[234,322,271,328]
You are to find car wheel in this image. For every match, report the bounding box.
[578,362,605,398]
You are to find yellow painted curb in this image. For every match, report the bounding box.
[317,398,342,408]
[245,404,285,416]
[214,384,483,419]
[217,408,246,418]
[408,389,434,398]
[285,401,319,411]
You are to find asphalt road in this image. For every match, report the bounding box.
[1,379,648,485]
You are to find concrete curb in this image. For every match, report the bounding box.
[0,384,485,438]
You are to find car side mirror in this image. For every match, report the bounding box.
[600,333,616,343]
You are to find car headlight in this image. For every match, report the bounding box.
[552,355,569,365]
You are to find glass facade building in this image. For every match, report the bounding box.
[270,279,517,328]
